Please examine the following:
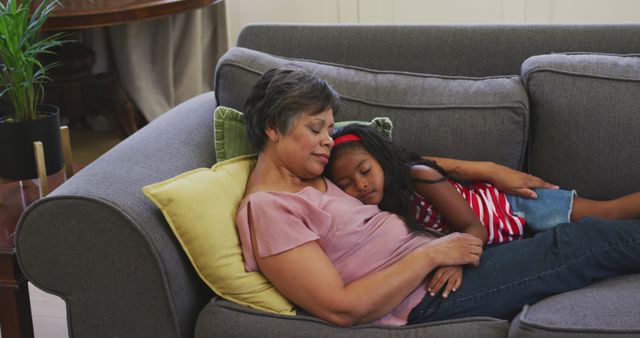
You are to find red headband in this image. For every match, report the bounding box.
[333,133,361,146]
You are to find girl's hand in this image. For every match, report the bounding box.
[484,163,558,199]
[425,157,558,199]
[427,266,463,298]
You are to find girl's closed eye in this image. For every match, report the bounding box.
[338,180,352,190]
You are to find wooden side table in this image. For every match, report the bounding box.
[0,167,79,338]
[44,0,220,30]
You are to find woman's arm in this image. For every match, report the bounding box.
[411,165,488,243]
[248,218,483,327]
[425,156,558,199]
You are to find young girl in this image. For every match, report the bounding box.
[325,124,640,298]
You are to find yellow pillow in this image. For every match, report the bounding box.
[142,155,296,315]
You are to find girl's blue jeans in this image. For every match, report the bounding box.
[407,217,640,323]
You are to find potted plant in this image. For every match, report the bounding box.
[0,0,67,180]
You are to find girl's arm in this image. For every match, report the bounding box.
[411,165,488,243]
[425,157,558,199]
[248,217,483,327]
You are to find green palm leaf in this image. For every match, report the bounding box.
[0,0,66,122]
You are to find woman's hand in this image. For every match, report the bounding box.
[423,232,484,267]
[484,163,558,199]
[427,266,463,298]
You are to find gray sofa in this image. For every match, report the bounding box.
[16,24,640,337]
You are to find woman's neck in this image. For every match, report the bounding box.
[246,153,326,194]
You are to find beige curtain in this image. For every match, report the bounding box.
[82,1,228,122]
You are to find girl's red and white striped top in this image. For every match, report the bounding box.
[411,180,525,245]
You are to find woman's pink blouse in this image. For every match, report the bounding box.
[236,179,436,325]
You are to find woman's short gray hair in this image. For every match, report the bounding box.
[243,66,341,152]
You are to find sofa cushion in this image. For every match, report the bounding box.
[509,274,640,337]
[214,106,393,161]
[521,53,640,200]
[215,47,530,170]
[196,297,510,338]
[142,155,296,315]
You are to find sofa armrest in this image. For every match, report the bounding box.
[16,92,218,338]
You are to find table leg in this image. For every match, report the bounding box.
[0,253,34,338]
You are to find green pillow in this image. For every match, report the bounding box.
[213,106,393,161]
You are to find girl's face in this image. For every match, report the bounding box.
[329,147,385,205]
[271,108,335,179]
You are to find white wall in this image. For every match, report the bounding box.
[224,0,355,46]
[225,0,640,46]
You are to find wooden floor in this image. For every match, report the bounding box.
[28,283,69,338]
[2,124,120,338]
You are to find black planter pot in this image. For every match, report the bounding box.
[0,105,64,180]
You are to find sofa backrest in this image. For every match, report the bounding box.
[224,24,640,200]
[215,47,529,169]
[521,53,640,200]
[236,24,640,77]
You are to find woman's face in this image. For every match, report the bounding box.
[329,147,385,205]
[271,108,335,179]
